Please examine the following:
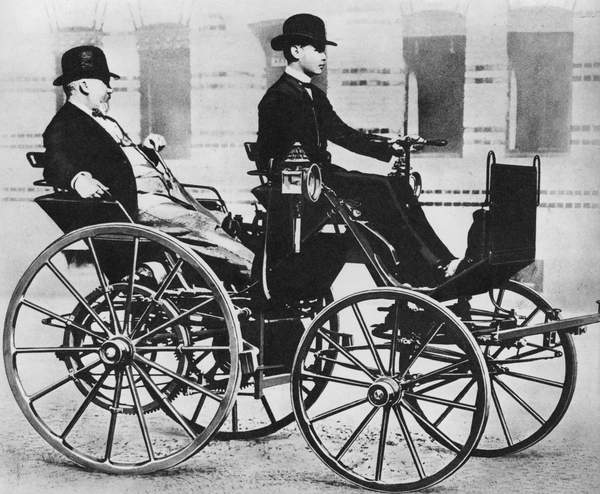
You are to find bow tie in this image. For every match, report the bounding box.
[92,109,132,145]
[297,80,312,88]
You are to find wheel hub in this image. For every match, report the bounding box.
[99,337,134,366]
[367,377,402,407]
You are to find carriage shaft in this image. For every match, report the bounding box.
[495,311,600,341]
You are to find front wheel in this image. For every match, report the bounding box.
[291,287,490,492]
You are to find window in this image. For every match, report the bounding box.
[138,24,191,159]
[507,31,573,153]
[403,35,466,154]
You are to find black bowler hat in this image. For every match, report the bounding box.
[271,13,337,51]
[53,45,120,87]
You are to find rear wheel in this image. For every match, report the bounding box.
[3,223,241,473]
[461,281,577,456]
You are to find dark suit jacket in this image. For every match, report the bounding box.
[43,102,138,216]
[256,73,392,170]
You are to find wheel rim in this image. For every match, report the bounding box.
[461,280,577,457]
[291,287,490,492]
[3,223,241,473]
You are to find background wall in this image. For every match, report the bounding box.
[0,0,599,311]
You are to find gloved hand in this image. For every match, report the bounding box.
[142,133,167,151]
[72,172,110,199]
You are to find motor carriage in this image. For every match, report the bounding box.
[4,136,598,491]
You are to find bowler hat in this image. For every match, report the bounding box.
[53,45,120,87]
[271,13,337,51]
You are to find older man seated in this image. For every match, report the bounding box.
[42,45,253,284]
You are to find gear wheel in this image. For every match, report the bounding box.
[61,282,191,415]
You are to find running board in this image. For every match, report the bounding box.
[494,309,600,342]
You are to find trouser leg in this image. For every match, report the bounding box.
[325,168,455,285]
[137,194,253,283]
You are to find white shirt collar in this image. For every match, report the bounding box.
[285,66,312,84]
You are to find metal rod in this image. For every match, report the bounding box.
[496,312,600,341]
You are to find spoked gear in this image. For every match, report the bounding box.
[61,282,191,415]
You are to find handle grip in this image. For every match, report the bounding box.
[395,136,448,147]
[423,139,447,147]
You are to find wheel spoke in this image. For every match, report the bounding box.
[408,359,469,386]
[123,237,140,335]
[28,359,102,402]
[399,322,445,377]
[375,407,390,481]
[86,238,122,334]
[433,379,475,426]
[135,345,230,352]
[104,369,124,462]
[414,373,468,394]
[133,362,197,439]
[301,370,371,388]
[401,400,460,453]
[490,380,513,446]
[164,252,191,290]
[316,329,377,381]
[125,366,155,461]
[130,259,184,338]
[14,346,99,354]
[351,303,386,375]
[392,405,425,479]
[61,369,111,439]
[310,398,368,423]
[503,370,563,388]
[388,302,400,375]
[194,312,225,322]
[20,298,107,343]
[133,297,216,344]
[134,353,222,402]
[495,288,505,309]
[404,391,477,412]
[335,406,379,461]
[520,307,540,327]
[190,393,207,423]
[261,396,277,424]
[493,376,545,424]
[46,260,113,337]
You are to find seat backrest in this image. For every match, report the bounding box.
[487,160,538,264]
[35,194,134,234]
[26,151,46,168]
[26,152,50,187]
[244,142,256,162]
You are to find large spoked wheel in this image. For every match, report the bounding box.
[291,287,490,492]
[461,280,577,457]
[3,223,242,474]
